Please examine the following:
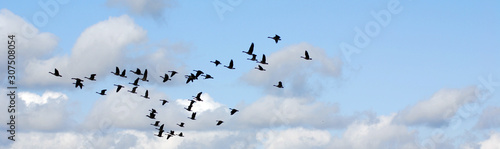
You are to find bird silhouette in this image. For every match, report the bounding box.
[128,86,138,94]
[268,34,281,43]
[273,81,284,88]
[301,50,312,60]
[185,77,194,84]
[156,124,164,131]
[141,69,149,82]
[177,122,185,127]
[193,92,203,102]
[160,99,169,105]
[146,112,156,119]
[166,130,175,140]
[168,71,178,77]
[185,73,196,84]
[210,60,221,67]
[216,120,224,126]
[185,104,193,111]
[255,65,266,71]
[188,112,197,120]
[85,74,96,81]
[257,54,268,65]
[111,67,120,76]
[129,78,140,86]
[130,68,143,75]
[248,54,257,61]
[155,129,164,137]
[193,70,204,78]
[96,89,107,95]
[185,100,195,111]
[71,78,84,89]
[224,59,235,69]
[142,90,150,99]
[166,134,173,140]
[201,74,214,79]
[113,84,125,92]
[177,132,184,137]
[49,68,62,77]
[120,69,127,78]
[242,42,254,55]
[150,108,157,114]
[160,74,171,82]
[151,121,160,127]
[230,108,239,115]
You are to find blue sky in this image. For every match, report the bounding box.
[1,0,499,148]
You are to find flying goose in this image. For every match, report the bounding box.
[85,74,96,81]
[49,68,62,77]
[301,50,312,60]
[224,59,235,69]
[273,81,284,88]
[242,43,254,55]
[268,34,281,43]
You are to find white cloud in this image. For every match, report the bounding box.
[394,86,478,126]
[22,15,147,86]
[19,91,68,106]
[235,95,354,129]
[0,9,59,82]
[479,132,500,149]
[257,127,331,149]
[107,0,176,20]
[330,114,419,149]
[241,42,342,97]
[176,93,222,113]
[15,91,74,131]
[475,106,500,129]
[0,9,59,59]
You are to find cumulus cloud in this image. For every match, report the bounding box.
[0,9,59,59]
[479,132,500,149]
[257,127,331,149]
[0,9,59,82]
[5,91,75,131]
[330,114,419,149]
[394,86,478,127]
[22,15,147,87]
[235,95,354,129]
[241,42,342,97]
[19,91,68,106]
[107,0,176,20]
[82,90,227,131]
[474,106,500,129]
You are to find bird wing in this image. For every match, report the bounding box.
[262,55,267,63]
[134,78,139,84]
[248,43,254,54]
[115,67,119,73]
[305,50,310,59]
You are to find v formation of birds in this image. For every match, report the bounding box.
[48,34,312,140]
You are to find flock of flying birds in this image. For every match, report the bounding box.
[48,34,312,141]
